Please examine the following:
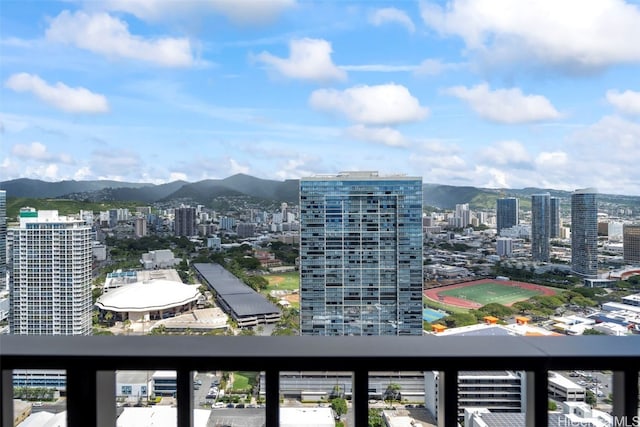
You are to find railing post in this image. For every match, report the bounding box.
[613,369,639,427]
[353,370,368,427]
[176,369,193,427]
[526,370,548,427]
[1,370,13,427]
[96,371,116,427]
[439,370,458,427]
[265,370,279,427]
[67,367,96,426]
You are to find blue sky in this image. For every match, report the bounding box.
[1,0,640,195]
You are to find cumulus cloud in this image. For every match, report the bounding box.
[478,140,532,167]
[420,0,640,72]
[11,142,74,163]
[445,83,561,124]
[5,73,109,114]
[98,0,296,25]
[45,10,196,67]
[369,7,415,33]
[309,83,429,125]
[345,125,408,147]
[229,158,250,175]
[254,38,346,82]
[535,151,568,168]
[606,89,640,116]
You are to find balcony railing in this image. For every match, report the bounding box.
[1,335,639,427]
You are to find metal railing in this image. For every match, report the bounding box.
[1,335,639,427]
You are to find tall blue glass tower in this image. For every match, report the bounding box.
[531,193,550,262]
[299,172,423,336]
[571,189,598,277]
[496,198,519,235]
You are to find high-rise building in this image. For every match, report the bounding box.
[496,237,513,258]
[134,216,147,238]
[571,189,598,277]
[531,193,551,262]
[8,209,92,335]
[299,171,423,336]
[623,224,640,264]
[174,206,196,237]
[0,190,6,291]
[455,203,471,228]
[496,198,519,236]
[550,197,561,239]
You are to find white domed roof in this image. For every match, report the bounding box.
[96,280,200,312]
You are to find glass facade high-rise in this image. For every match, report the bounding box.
[0,190,6,290]
[9,209,92,335]
[496,198,519,236]
[623,224,640,264]
[550,197,561,239]
[299,171,423,336]
[571,189,598,277]
[531,193,551,262]
[174,206,196,237]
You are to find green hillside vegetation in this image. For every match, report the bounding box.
[6,197,145,221]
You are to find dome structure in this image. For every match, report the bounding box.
[96,280,201,323]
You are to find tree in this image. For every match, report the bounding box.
[383,383,401,406]
[331,397,347,418]
[548,400,558,411]
[583,328,606,335]
[368,409,385,427]
[585,390,597,406]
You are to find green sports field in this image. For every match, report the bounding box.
[263,271,300,292]
[438,282,541,306]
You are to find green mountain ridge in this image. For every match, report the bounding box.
[2,175,638,212]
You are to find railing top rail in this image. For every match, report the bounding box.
[2,336,639,372]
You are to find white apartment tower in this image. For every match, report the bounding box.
[9,209,92,335]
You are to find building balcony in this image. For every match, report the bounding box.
[1,335,638,427]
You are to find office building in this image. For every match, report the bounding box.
[550,197,561,238]
[8,209,92,335]
[299,171,423,336]
[531,193,551,262]
[496,237,513,257]
[623,224,640,264]
[455,203,471,228]
[496,198,519,236]
[0,190,6,290]
[134,216,147,238]
[174,206,196,237]
[571,189,598,277]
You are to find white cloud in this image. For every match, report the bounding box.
[369,7,415,33]
[98,0,296,25]
[5,73,109,114]
[45,10,196,67]
[535,151,568,168]
[11,142,75,164]
[478,140,532,166]
[169,172,188,181]
[445,83,561,124]
[420,0,640,72]
[274,157,316,180]
[309,83,429,125]
[606,89,640,116]
[345,125,408,147]
[414,58,465,76]
[229,158,250,175]
[254,38,346,82]
[74,166,92,180]
[340,64,415,72]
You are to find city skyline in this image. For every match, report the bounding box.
[2,1,640,196]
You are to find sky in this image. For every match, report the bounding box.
[1,0,640,196]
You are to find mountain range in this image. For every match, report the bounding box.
[1,174,638,210]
